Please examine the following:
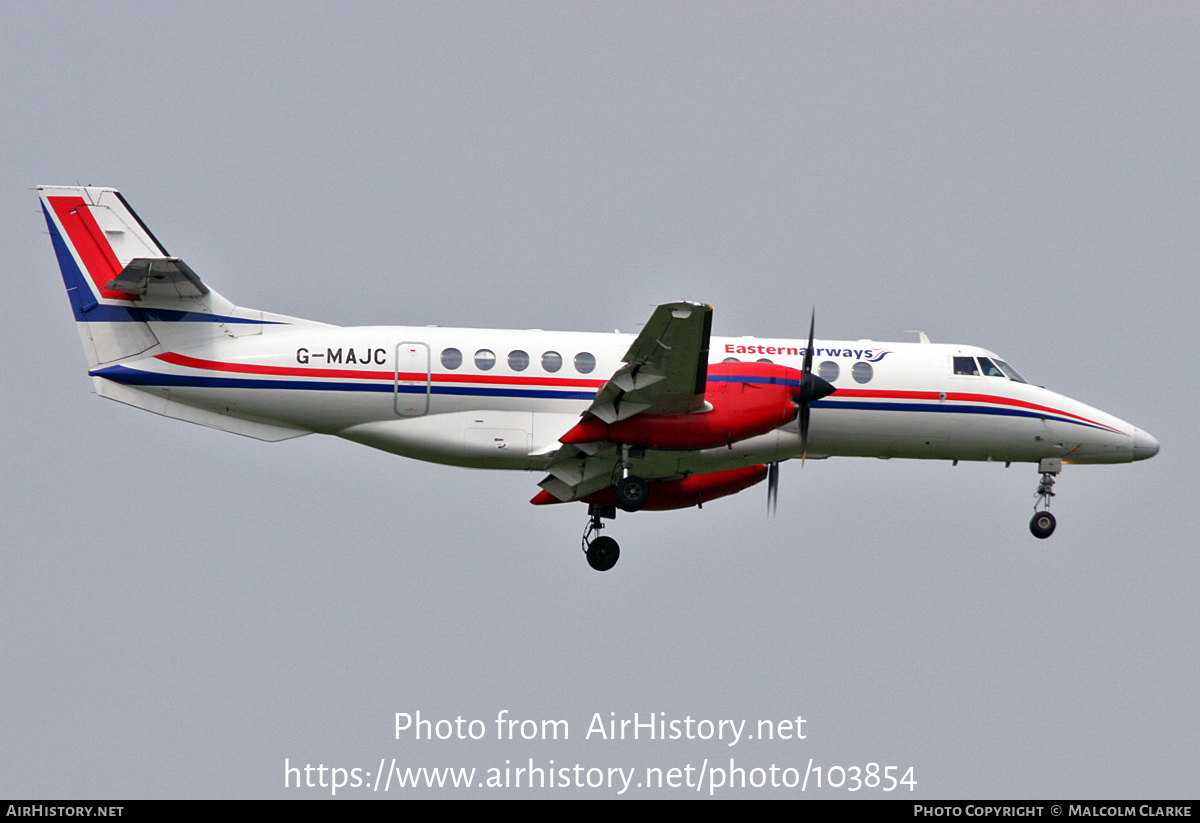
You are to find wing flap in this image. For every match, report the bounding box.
[537,444,620,501]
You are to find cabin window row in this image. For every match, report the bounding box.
[440,347,597,374]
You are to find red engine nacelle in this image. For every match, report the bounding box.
[530,464,767,511]
[560,361,803,451]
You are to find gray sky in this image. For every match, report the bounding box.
[3,2,1197,798]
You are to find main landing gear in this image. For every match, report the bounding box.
[615,476,648,512]
[583,446,649,570]
[582,504,619,571]
[613,444,648,512]
[1029,457,1062,539]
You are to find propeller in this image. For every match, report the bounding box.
[768,308,837,517]
[796,307,837,462]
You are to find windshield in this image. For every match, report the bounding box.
[992,359,1027,383]
[952,355,1028,383]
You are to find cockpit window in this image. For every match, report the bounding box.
[954,354,1028,383]
[993,359,1027,383]
[977,356,1005,377]
[953,356,979,376]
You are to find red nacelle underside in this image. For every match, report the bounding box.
[559,361,803,451]
[531,464,767,511]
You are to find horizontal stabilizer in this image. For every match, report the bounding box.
[106,257,209,298]
[95,379,312,442]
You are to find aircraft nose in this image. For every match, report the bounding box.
[1132,428,1160,461]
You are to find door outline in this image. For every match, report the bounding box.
[394,341,431,416]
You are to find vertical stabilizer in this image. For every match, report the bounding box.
[41,186,165,367]
[39,186,317,370]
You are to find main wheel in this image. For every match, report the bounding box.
[586,536,620,571]
[614,476,649,512]
[1029,510,1057,539]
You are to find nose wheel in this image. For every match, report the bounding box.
[1029,510,1056,539]
[582,503,620,571]
[586,536,620,571]
[1030,458,1061,539]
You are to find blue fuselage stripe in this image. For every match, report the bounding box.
[91,366,597,400]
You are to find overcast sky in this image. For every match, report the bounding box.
[3,2,1197,798]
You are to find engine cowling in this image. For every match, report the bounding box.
[560,361,804,451]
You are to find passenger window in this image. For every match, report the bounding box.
[441,348,463,370]
[474,349,496,370]
[953,356,979,376]
[756,358,773,364]
[574,352,596,374]
[541,351,563,373]
[852,362,873,384]
[818,361,839,382]
[722,357,740,363]
[977,356,1005,377]
[508,350,529,371]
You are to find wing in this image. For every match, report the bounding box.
[535,301,712,502]
[587,301,712,423]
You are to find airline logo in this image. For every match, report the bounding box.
[723,343,892,361]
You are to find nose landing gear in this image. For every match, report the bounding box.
[582,503,620,571]
[1030,458,1061,539]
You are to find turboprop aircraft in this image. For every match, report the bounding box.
[39,185,1159,571]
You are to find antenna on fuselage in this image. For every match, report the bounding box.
[904,330,931,344]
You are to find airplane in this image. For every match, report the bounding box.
[38,185,1160,571]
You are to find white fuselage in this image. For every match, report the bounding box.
[90,323,1154,479]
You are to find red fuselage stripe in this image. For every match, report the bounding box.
[830,388,1120,432]
[154,352,606,388]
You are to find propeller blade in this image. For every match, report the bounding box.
[799,402,811,463]
[802,307,816,375]
[767,462,779,517]
[795,307,835,464]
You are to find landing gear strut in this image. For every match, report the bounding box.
[582,503,619,571]
[1030,458,1061,539]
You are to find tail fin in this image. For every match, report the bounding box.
[39,185,316,369]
